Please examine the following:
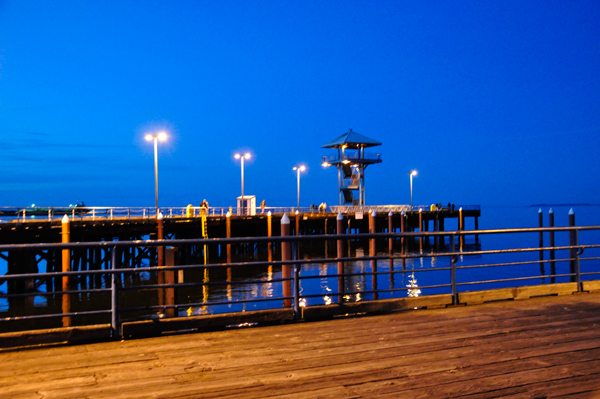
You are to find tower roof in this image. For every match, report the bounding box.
[321,129,382,149]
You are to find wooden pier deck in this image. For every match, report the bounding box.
[2,292,600,398]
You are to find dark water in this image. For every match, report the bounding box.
[1,205,600,326]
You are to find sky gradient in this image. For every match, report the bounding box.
[1,1,599,209]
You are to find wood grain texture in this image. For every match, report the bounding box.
[2,292,600,398]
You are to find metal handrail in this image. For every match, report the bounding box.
[0,224,598,338]
[0,203,482,223]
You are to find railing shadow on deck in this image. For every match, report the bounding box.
[0,224,599,347]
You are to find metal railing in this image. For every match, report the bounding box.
[0,204,479,223]
[322,153,382,163]
[1,224,598,339]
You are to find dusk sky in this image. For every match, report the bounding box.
[1,1,599,210]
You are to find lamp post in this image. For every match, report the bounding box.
[235,153,251,215]
[145,132,167,217]
[293,165,306,211]
[408,170,417,209]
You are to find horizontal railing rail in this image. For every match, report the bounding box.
[1,225,598,341]
[0,203,481,224]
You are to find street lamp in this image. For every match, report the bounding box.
[235,153,251,215]
[293,165,306,210]
[408,170,417,209]
[145,132,167,217]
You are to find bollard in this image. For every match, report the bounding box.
[336,212,344,303]
[281,214,292,308]
[370,211,378,300]
[61,215,71,327]
[549,208,555,282]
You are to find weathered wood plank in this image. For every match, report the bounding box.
[458,282,578,305]
[2,293,600,399]
[581,279,600,292]
[0,324,111,349]
[121,308,294,338]
[301,294,453,320]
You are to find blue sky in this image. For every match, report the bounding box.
[0,0,599,209]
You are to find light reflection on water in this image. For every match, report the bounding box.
[2,205,600,319]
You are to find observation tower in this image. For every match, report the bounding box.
[321,129,382,206]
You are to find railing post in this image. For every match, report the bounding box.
[574,230,581,290]
[538,208,545,279]
[293,264,301,320]
[388,211,394,286]
[549,208,556,283]
[451,234,457,305]
[111,245,120,338]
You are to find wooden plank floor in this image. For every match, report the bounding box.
[2,293,600,398]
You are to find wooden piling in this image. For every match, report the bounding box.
[400,211,405,254]
[267,211,272,262]
[165,247,177,318]
[370,211,378,300]
[459,207,464,249]
[569,208,576,282]
[157,213,165,311]
[419,209,423,252]
[281,214,292,308]
[387,211,393,254]
[61,215,71,327]
[336,212,344,303]
[295,211,300,259]
[226,212,232,264]
[439,217,445,248]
